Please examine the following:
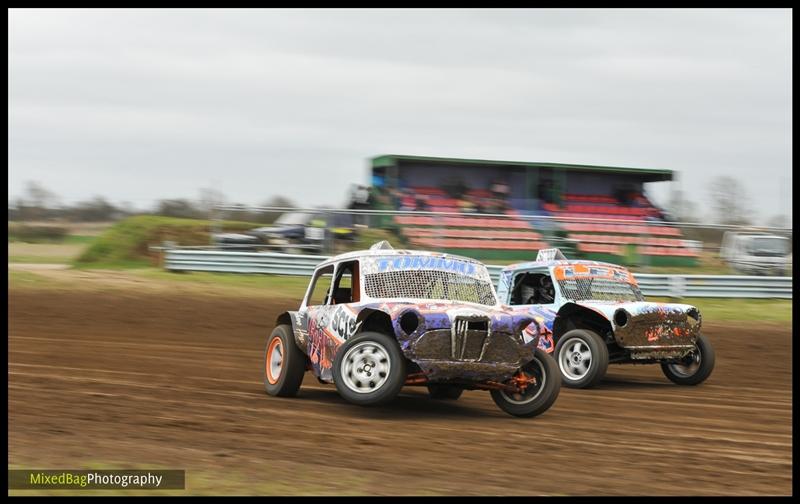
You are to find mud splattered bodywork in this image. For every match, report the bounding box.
[602,301,701,359]
[498,254,703,363]
[280,249,539,384]
[381,302,537,382]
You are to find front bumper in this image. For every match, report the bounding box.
[411,359,522,382]
[403,329,535,381]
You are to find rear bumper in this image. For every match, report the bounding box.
[613,311,700,353]
[625,345,696,360]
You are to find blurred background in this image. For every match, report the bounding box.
[8,8,792,276]
[8,8,793,496]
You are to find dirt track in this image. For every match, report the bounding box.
[8,289,793,495]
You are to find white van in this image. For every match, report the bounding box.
[720,232,791,276]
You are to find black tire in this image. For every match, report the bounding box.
[427,384,464,400]
[491,349,561,418]
[660,333,715,386]
[264,324,306,397]
[554,328,609,389]
[332,331,407,406]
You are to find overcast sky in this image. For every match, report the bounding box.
[8,8,792,224]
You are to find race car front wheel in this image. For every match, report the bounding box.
[660,333,715,386]
[333,331,407,406]
[491,349,561,418]
[264,324,306,397]
[555,329,609,389]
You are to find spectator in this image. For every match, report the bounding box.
[354,185,370,206]
[459,198,476,214]
[441,177,467,199]
[491,178,510,199]
[632,193,648,208]
[415,194,429,211]
[538,179,556,204]
[347,184,372,226]
[398,188,416,211]
[389,188,402,208]
[614,184,636,206]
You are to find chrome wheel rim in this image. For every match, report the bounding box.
[500,357,546,405]
[559,338,592,381]
[266,337,283,384]
[668,346,702,377]
[341,341,391,394]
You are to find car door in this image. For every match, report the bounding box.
[303,260,362,382]
[507,268,558,352]
[303,263,338,380]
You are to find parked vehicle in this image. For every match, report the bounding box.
[212,211,355,253]
[212,232,261,251]
[264,241,561,417]
[720,232,791,276]
[496,249,715,389]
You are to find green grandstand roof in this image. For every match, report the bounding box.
[371,154,673,180]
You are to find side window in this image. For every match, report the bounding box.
[306,265,335,306]
[510,271,556,305]
[331,260,360,304]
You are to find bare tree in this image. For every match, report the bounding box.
[766,214,790,229]
[65,196,121,221]
[155,199,201,219]
[260,195,296,208]
[666,189,699,222]
[118,201,136,216]
[198,187,226,216]
[708,176,751,225]
[245,196,298,224]
[12,181,61,220]
[24,181,60,209]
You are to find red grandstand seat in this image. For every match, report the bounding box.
[403,227,541,240]
[467,189,493,198]
[576,242,623,255]
[568,233,688,248]
[413,186,446,196]
[560,222,684,237]
[638,246,700,257]
[394,216,533,230]
[408,237,549,250]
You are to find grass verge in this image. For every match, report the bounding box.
[646,297,791,325]
[8,254,78,264]
[136,269,311,299]
[8,242,90,264]
[9,267,791,324]
[73,215,257,268]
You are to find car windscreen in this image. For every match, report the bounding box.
[748,237,789,257]
[361,255,497,306]
[553,264,644,302]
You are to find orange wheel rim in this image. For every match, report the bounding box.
[266,337,283,385]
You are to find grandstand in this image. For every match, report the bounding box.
[369,154,698,265]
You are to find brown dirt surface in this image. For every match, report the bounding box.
[8,289,792,495]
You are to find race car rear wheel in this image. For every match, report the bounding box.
[661,333,715,385]
[264,324,306,397]
[491,349,560,418]
[555,329,609,389]
[427,384,464,400]
[333,331,407,406]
